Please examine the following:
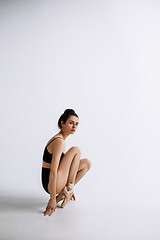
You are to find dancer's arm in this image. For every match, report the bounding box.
[49,138,65,200]
[48,172,57,199]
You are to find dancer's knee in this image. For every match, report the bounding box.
[70,146,81,156]
[80,158,91,171]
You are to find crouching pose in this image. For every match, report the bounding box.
[41,109,91,216]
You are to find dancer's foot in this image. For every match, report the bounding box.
[56,189,75,203]
[56,189,65,203]
[70,193,76,201]
[61,183,74,208]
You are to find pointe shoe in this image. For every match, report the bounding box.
[61,183,74,208]
[56,189,65,203]
[56,186,75,203]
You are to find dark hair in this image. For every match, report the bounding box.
[58,109,79,129]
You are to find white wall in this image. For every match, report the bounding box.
[0,0,160,208]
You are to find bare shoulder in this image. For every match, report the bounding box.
[47,134,64,144]
[47,134,65,153]
[52,138,65,153]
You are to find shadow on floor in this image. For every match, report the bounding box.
[0,194,63,213]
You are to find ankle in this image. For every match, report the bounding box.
[66,182,74,191]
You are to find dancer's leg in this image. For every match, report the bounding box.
[66,151,81,185]
[74,158,91,185]
[57,158,91,203]
[61,151,81,207]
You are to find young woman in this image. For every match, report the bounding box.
[41,109,91,216]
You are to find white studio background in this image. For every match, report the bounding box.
[0,0,160,217]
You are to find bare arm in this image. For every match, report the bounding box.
[48,139,64,200]
[49,173,57,200]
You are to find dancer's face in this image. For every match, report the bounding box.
[61,115,79,134]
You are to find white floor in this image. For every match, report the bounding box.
[0,186,160,240]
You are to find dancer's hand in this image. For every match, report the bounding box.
[70,193,76,201]
[43,198,57,216]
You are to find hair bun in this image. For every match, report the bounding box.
[64,109,75,115]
